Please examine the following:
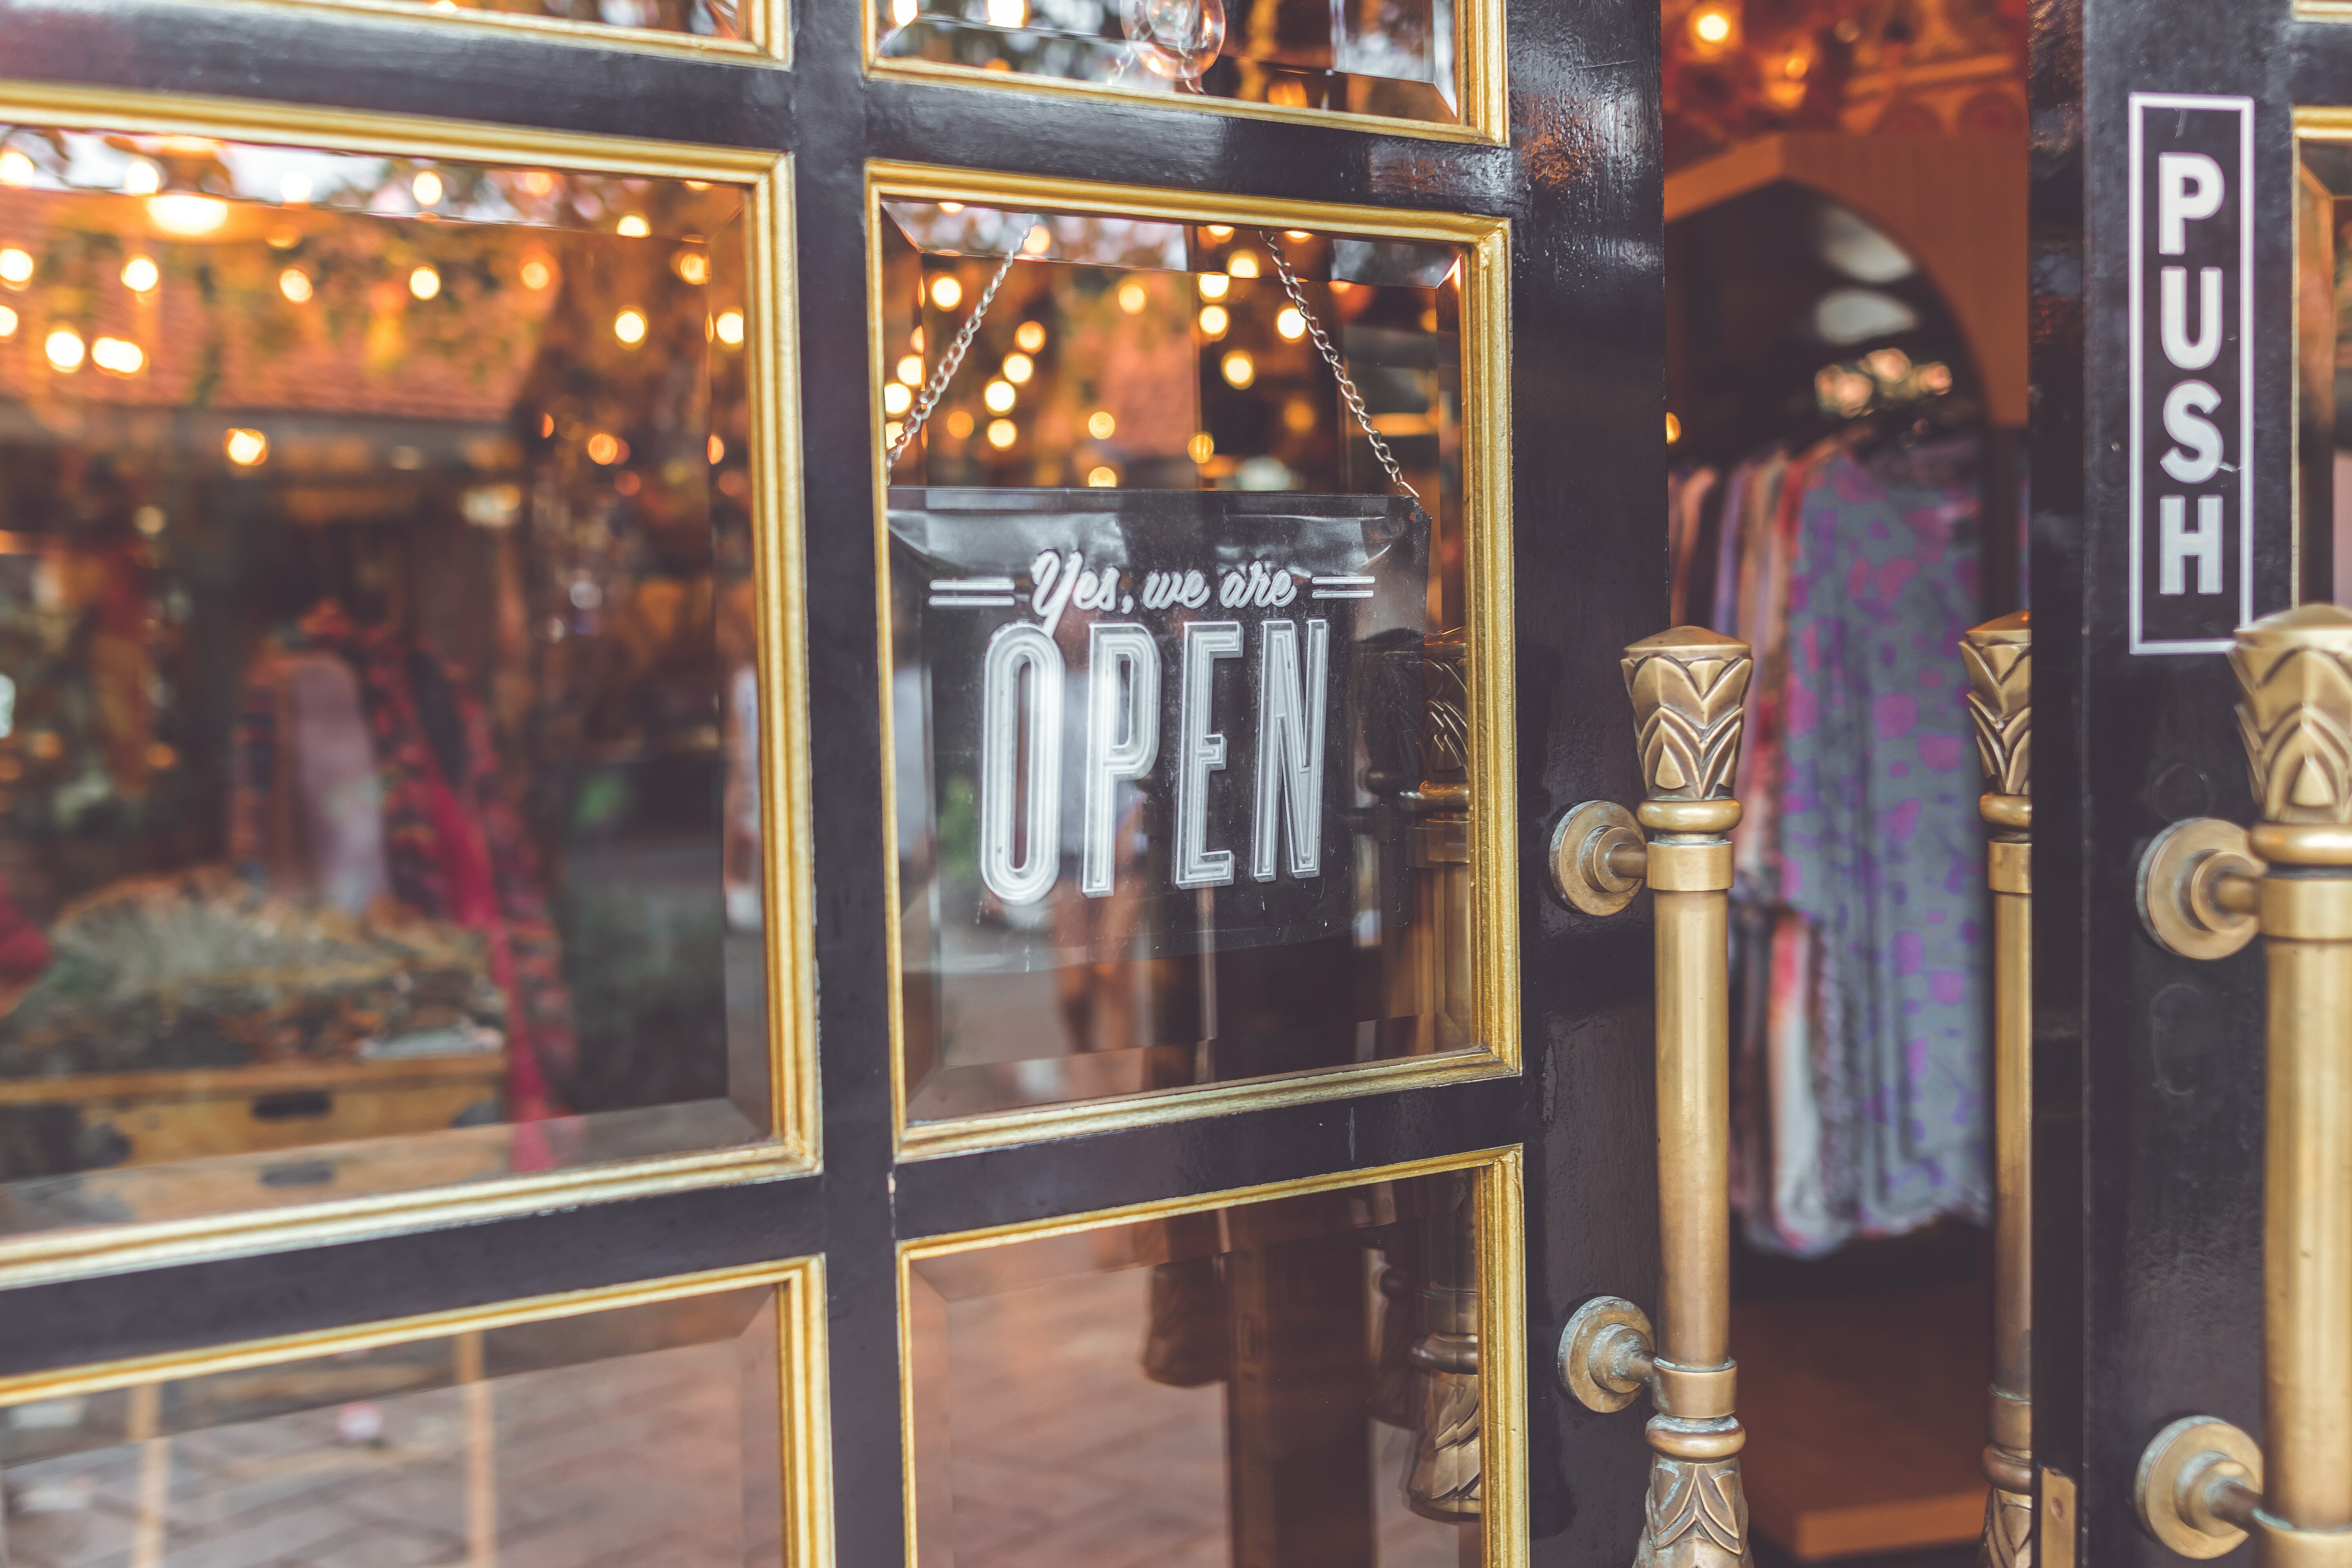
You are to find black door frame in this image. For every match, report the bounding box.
[0,0,1670,1562]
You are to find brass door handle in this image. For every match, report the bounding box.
[1962,612,2035,1568]
[2133,606,2352,1566]
[1553,625,1756,1568]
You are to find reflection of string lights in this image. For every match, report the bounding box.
[44,327,84,372]
[1198,305,1228,338]
[617,214,651,237]
[412,170,444,206]
[613,309,648,344]
[1116,281,1147,314]
[409,265,441,300]
[1015,320,1045,352]
[148,194,227,235]
[983,378,1016,413]
[1022,227,1051,255]
[1087,466,1117,487]
[885,419,904,446]
[716,310,745,345]
[984,0,1023,25]
[586,432,623,465]
[1002,352,1033,384]
[1087,410,1116,439]
[0,306,15,338]
[930,275,964,310]
[1275,306,1305,340]
[121,256,160,293]
[223,428,269,466]
[897,355,925,385]
[280,171,314,204]
[0,248,32,285]
[0,150,33,187]
[1197,272,1229,300]
[946,410,975,439]
[1228,252,1259,278]
[709,434,726,463]
[1221,351,1254,388]
[674,250,710,285]
[891,0,916,22]
[121,160,162,195]
[279,267,313,302]
[986,418,1017,449]
[1666,412,1681,443]
[1205,225,1233,239]
[520,257,553,290]
[92,337,144,375]
[1188,431,1214,463]
[883,382,913,416]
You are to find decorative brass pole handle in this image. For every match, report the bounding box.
[2133,605,2352,1568]
[1555,626,1755,1568]
[1961,612,2033,1568]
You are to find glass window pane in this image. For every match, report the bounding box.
[313,0,755,45]
[882,198,1485,1129]
[875,0,1464,129]
[907,1168,1486,1566]
[0,128,778,1237]
[0,1280,789,1566]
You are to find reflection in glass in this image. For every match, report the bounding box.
[0,1283,785,1566]
[881,201,1475,1127]
[0,129,771,1235]
[875,0,1460,127]
[2299,138,2352,605]
[321,0,746,41]
[907,1169,1483,1566]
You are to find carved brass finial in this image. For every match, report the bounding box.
[1621,627,1752,803]
[2228,604,2352,826]
[1961,612,2031,798]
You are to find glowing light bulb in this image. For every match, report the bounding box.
[0,149,33,187]
[280,171,314,204]
[1198,305,1229,337]
[92,337,144,375]
[1002,352,1034,384]
[121,159,162,195]
[521,258,552,290]
[983,378,1016,413]
[716,310,745,345]
[1690,4,1733,45]
[586,432,622,465]
[986,418,1017,449]
[897,354,926,386]
[1228,252,1259,278]
[674,250,710,284]
[411,170,444,206]
[0,249,33,285]
[617,214,650,237]
[1275,306,1305,340]
[1015,320,1045,352]
[44,327,84,371]
[884,381,913,416]
[1187,431,1214,463]
[890,0,916,23]
[1205,225,1233,239]
[1087,466,1117,487]
[1666,412,1682,443]
[946,410,975,439]
[121,256,160,293]
[279,267,313,302]
[1197,272,1230,299]
[224,427,269,465]
[1285,229,1312,240]
[614,308,648,344]
[0,305,16,337]
[1087,410,1116,439]
[709,434,726,463]
[148,194,228,235]
[1117,281,1148,314]
[930,274,964,310]
[408,265,441,300]
[985,0,1023,25]
[1221,350,1254,388]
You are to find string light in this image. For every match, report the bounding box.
[1087,466,1117,487]
[121,256,160,293]
[674,250,710,284]
[1197,272,1230,300]
[709,434,726,463]
[586,432,623,465]
[1228,252,1259,278]
[411,170,443,206]
[984,0,1022,25]
[890,0,916,22]
[613,308,648,344]
[1221,351,1254,388]
[0,149,33,187]
[1198,305,1229,338]
[408,265,441,300]
[44,327,84,372]
[1116,281,1147,314]
[520,258,552,290]
[0,249,32,285]
[1087,410,1116,439]
[884,382,913,416]
[0,305,15,338]
[1205,225,1233,239]
[148,194,227,235]
[1666,412,1682,443]
[983,378,1016,413]
[1275,306,1305,340]
[223,428,269,465]
[896,354,925,385]
[617,214,650,237]
[1015,321,1045,352]
[121,159,162,195]
[986,418,1017,449]
[946,410,975,439]
[715,310,745,345]
[1285,229,1312,240]
[1001,352,1034,384]
[92,336,143,375]
[279,267,313,302]
[1187,432,1214,463]
[930,275,964,310]
[280,171,314,204]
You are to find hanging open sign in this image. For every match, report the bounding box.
[890,487,1429,968]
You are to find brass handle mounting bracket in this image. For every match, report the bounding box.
[2130,606,2352,1568]
[1553,626,1756,1568]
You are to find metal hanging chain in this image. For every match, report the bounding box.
[1262,236,1422,506]
[886,220,1041,472]
[889,220,1420,511]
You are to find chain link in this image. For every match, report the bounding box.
[1262,237,1421,505]
[886,220,1041,473]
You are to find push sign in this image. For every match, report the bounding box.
[2130,93,2254,653]
[889,487,1428,966]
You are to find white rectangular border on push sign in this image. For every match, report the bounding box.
[2129,92,2255,655]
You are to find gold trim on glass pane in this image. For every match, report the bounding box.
[865,160,1518,1160]
[190,0,788,65]
[0,81,817,1288]
[898,1145,1528,1568]
[862,0,1504,145]
[0,1256,835,1568]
